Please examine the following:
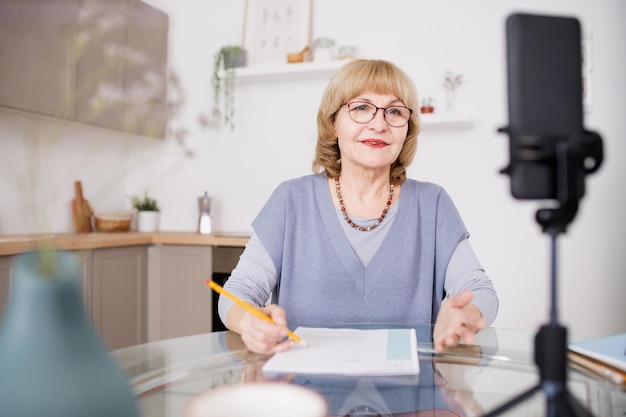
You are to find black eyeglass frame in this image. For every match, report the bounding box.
[342,101,413,128]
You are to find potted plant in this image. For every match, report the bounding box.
[212,45,247,131]
[130,190,159,232]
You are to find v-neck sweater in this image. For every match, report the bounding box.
[250,174,470,327]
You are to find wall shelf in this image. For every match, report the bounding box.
[227,60,474,129]
[420,113,474,129]
[231,60,348,83]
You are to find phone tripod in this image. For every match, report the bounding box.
[483,234,593,416]
[492,11,606,415]
[485,140,600,417]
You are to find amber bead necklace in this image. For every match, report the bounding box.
[334,177,394,232]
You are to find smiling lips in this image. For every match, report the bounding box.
[361,139,388,147]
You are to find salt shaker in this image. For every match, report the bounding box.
[198,191,212,234]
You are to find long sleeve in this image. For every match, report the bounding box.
[444,239,499,325]
[218,233,277,326]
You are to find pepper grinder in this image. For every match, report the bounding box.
[198,191,212,234]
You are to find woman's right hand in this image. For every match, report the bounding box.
[232,304,294,355]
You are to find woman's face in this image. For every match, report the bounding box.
[334,92,409,175]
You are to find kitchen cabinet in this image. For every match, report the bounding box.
[74,0,169,137]
[0,247,147,350]
[0,0,169,138]
[85,246,147,350]
[72,0,126,131]
[0,234,249,348]
[147,245,213,341]
[123,0,169,137]
[145,245,243,339]
[0,0,75,119]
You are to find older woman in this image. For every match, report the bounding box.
[219,59,498,354]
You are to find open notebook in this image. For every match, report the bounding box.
[568,332,626,384]
[569,332,626,372]
[262,327,419,376]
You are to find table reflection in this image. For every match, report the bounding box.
[223,326,494,416]
[111,326,625,417]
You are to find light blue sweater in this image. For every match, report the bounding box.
[222,174,498,327]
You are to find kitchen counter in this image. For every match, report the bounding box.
[0,232,250,256]
[0,232,250,347]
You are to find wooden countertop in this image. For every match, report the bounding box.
[0,232,250,256]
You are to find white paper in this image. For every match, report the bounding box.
[262,327,420,376]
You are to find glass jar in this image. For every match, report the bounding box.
[312,38,336,62]
[337,45,357,60]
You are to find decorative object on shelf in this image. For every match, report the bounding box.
[420,97,435,114]
[94,210,134,232]
[287,45,311,63]
[71,180,93,233]
[212,45,247,131]
[312,37,336,62]
[130,190,159,211]
[337,45,358,60]
[243,0,312,66]
[198,191,212,235]
[131,190,160,232]
[442,70,464,113]
[0,250,140,417]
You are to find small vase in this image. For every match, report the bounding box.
[0,251,139,417]
[137,210,159,232]
[445,89,456,114]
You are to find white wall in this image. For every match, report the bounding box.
[1,0,625,339]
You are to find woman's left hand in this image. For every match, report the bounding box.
[433,290,486,352]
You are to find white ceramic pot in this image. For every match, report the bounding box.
[137,211,159,232]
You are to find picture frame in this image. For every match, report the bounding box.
[242,0,312,66]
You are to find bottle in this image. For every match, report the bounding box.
[198,192,212,235]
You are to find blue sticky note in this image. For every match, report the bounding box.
[386,329,412,360]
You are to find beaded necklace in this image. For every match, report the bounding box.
[334,177,394,232]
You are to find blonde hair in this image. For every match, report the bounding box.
[312,59,420,185]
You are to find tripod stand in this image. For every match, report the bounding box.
[485,139,602,417]
[491,12,606,416]
[483,232,594,416]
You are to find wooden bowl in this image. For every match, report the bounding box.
[94,210,134,232]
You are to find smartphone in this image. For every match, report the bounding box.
[502,13,584,200]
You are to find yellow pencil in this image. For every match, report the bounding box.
[206,280,308,347]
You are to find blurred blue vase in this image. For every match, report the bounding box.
[0,250,139,417]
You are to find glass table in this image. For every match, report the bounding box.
[111,326,626,416]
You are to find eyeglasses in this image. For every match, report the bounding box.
[343,101,413,128]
